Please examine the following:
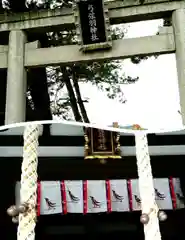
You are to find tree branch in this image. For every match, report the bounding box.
[60,66,82,122]
[72,66,90,123]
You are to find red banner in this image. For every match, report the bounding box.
[15,178,184,216]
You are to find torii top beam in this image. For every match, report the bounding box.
[0,0,183,33]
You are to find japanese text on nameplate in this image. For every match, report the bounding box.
[88,4,99,42]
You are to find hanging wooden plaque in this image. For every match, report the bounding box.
[73,0,112,52]
[84,123,121,159]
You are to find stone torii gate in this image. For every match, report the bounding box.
[0,0,185,126]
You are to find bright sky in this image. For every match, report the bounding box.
[78,19,183,130]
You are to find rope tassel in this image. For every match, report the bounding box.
[135,132,162,240]
[17,124,40,240]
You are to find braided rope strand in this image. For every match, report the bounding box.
[17,125,40,240]
[135,132,161,240]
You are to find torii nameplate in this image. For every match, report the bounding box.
[84,123,121,159]
[73,0,112,52]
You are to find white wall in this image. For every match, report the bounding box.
[0,145,184,158]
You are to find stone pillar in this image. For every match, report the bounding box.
[172,9,185,126]
[5,30,27,125]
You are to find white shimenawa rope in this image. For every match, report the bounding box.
[17,125,40,240]
[135,132,162,240]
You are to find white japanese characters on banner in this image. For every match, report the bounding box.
[87,180,107,213]
[131,179,141,211]
[153,178,173,210]
[65,180,83,213]
[40,181,63,215]
[15,178,184,215]
[110,179,129,212]
[131,178,174,211]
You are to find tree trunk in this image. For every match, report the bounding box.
[28,68,52,121]
[60,66,82,122]
[72,69,90,123]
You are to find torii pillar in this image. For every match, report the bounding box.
[5,30,27,125]
[172,8,185,126]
